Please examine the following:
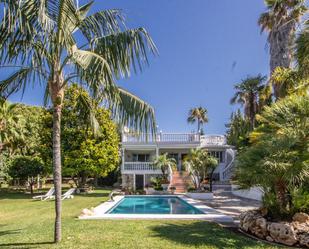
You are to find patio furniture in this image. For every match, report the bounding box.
[61,188,76,200]
[32,187,54,201]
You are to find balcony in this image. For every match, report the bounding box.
[200,135,226,146]
[121,162,161,173]
[122,133,200,144]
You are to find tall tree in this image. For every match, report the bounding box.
[0,0,156,242]
[184,148,218,192]
[0,100,24,155]
[187,106,208,134]
[258,0,307,99]
[270,66,307,98]
[13,104,48,156]
[225,109,251,149]
[9,156,45,194]
[230,75,267,130]
[295,20,309,92]
[62,85,119,187]
[235,95,309,218]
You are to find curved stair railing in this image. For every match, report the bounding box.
[184,162,199,189]
[222,149,236,181]
[168,164,173,186]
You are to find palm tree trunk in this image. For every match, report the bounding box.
[53,103,62,243]
[249,102,255,130]
[197,119,200,133]
[269,22,294,99]
[275,179,288,215]
[49,60,64,243]
[209,169,215,192]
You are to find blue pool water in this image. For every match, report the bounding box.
[108,196,203,214]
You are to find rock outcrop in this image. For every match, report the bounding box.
[239,211,267,238]
[239,211,309,247]
[267,222,297,246]
[293,212,309,223]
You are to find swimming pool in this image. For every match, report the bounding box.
[108,196,203,214]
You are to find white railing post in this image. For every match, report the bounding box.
[166,164,173,187]
[222,149,236,181]
[123,162,162,172]
[122,132,201,144]
[200,135,227,146]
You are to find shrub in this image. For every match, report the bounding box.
[9,156,45,193]
[291,188,309,214]
[235,95,309,219]
[150,176,162,189]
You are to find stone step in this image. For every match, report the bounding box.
[171,171,189,193]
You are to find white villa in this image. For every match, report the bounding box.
[121,132,235,191]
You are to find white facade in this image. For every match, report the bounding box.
[121,132,235,190]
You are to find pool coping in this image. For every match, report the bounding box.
[79,195,234,223]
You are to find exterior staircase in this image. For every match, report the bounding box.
[171,171,190,193]
[222,148,236,181]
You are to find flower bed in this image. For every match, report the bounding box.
[239,210,309,247]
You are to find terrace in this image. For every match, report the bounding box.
[122,133,226,146]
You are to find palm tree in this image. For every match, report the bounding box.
[153,153,176,179]
[187,107,208,134]
[205,156,218,192]
[184,149,204,189]
[225,109,251,149]
[0,99,24,155]
[0,1,157,242]
[296,20,309,75]
[295,20,309,93]
[269,66,307,98]
[236,95,309,217]
[230,75,267,130]
[258,0,307,99]
[184,148,218,191]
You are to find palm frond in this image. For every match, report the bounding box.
[69,47,116,98]
[78,9,125,41]
[38,0,56,32]
[92,28,157,78]
[0,67,44,98]
[77,1,94,20]
[295,22,309,78]
[108,87,156,135]
[230,92,241,105]
[75,90,102,137]
[187,115,196,123]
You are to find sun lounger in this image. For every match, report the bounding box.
[32,187,54,201]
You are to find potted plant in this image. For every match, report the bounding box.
[169,186,176,194]
[161,177,170,191]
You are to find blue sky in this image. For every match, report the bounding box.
[8,0,270,134]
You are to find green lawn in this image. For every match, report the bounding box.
[0,188,283,249]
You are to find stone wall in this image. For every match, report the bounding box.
[121,174,134,189]
[240,211,309,247]
[121,174,163,189]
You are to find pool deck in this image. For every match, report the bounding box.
[79,195,234,223]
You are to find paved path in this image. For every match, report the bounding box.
[202,187,261,226]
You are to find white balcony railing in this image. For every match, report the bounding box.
[200,135,227,146]
[122,133,200,144]
[122,162,161,172]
